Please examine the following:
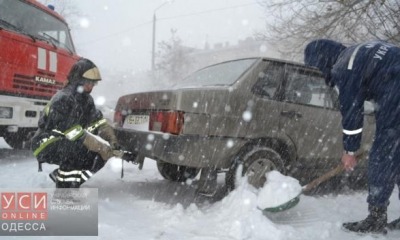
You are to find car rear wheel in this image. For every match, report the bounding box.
[225,145,287,191]
[157,161,200,182]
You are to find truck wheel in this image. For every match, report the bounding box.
[3,132,25,149]
[225,145,287,191]
[156,161,200,182]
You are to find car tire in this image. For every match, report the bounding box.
[156,161,200,182]
[225,144,287,191]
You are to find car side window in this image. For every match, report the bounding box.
[252,63,283,99]
[284,67,335,109]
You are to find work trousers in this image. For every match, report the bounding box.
[367,128,400,207]
[38,138,105,188]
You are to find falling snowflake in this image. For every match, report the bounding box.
[242,110,252,122]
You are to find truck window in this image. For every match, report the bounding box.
[0,0,75,53]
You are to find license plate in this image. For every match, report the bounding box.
[123,115,149,130]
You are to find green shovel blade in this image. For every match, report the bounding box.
[259,194,301,213]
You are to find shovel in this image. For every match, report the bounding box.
[261,152,365,213]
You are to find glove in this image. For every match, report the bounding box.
[98,123,119,149]
[82,130,114,161]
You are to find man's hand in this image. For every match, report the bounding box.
[341,152,357,171]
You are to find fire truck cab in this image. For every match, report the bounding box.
[0,0,80,148]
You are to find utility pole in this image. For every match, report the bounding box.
[151,2,170,73]
[151,12,156,72]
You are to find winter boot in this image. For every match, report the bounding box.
[49,169,58,183]
[342,205,387,234]
[388,217,400,230]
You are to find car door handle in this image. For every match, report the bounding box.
[280,110,302,119]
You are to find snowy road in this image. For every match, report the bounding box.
[1,138,400,240]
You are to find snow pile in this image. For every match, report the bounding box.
[108,156,124,173]
[3,144,400,239]
[257,171,302,209]
[159,178,288,240]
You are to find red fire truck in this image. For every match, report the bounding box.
[0,0,80,148]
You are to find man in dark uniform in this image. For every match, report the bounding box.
[304,39,400,234]
[32,58,130,188]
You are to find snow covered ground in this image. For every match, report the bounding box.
[1,137,400,240]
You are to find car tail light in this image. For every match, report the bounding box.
[149,111,184,135]
[114,110,123,127]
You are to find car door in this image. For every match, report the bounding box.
[279,65,343,169]
[246,60,286,139]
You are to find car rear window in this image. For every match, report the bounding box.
[173,58,257,88]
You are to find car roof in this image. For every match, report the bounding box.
[196,57,321,74]
[262,57,321,72]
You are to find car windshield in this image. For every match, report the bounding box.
[0,0,75,53]
[173,58,257,88]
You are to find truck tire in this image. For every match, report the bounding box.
[3,132,25,149]
[225,144,287,191]
[156,161,200,182]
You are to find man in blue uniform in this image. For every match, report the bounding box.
[304,39,400,234]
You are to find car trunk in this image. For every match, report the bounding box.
[114,87,249,138]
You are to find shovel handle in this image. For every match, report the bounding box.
[302,152,366,193]
[302,164,344,193]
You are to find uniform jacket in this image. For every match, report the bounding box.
[305,39,400,152]
[39,83,102,134]
[32,82,104,162]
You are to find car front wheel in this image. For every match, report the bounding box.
[225,145,287,191]
[156,161,200,182]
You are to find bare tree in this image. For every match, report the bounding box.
[155,29,194,83]
[256,0,400,60]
